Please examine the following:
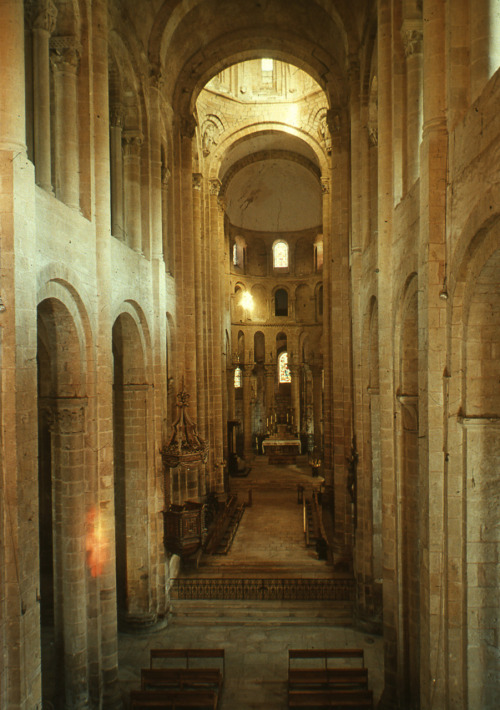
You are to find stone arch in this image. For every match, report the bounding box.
[232,282,246,322]
[108,29,149,252]
[37,270,94,390]
[445,215,500,710]
[274,286,289,317]
[213,125,329,182]
[231,234,247,273]
[254,331,266,364]
[236,329,245,362]
[450,223,500,709]
[112,307,157,629]
[37,295,90,708]
[112,299,153,373]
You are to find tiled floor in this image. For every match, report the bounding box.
[118,456,385,708]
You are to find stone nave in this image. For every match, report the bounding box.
[0,1,499,708]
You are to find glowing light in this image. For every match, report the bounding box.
[86,506,108,578]
[240,291,254,312]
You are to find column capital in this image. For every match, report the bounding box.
[192,172,202,191]
[50,38,81,72]
[179,114,197,139]
[401,20,423,57]
[149,64,164,91]
[243,364,254,376]
[321,177,330,194]
[209,178,222,196]
[122,130,143,154]
[31,0,57,34]
[41,399,87,434]
[32,0,57,34]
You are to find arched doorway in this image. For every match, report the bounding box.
[112,310,157,628]
[37,297,89,709]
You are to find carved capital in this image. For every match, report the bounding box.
[122,130,143,156]
[209,178,221,196]
[149,64,164,91]
[192,173,202,191]
[321,178,330,195]
[327,107,342,135]
[217,195,227,213]
[50,38,81,72]
[43,400,87,434]
[180,115,197,139]
[401,21,423,57]
[33,0,57,33]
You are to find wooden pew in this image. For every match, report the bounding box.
[288,650,371,709]
[150,648,225,676]
[130,689,217,709]
[288,667,369,690]
[141,668,222,693]
[288,688,373,708]
[288,649,365,672]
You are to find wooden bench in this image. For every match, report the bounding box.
[288,650,371,709]
[141,668,222,693]
[288,649,365,672]
[288,667,369,690]
[130,689,217,709]
[150,649,225,676]
[288,689,373,708]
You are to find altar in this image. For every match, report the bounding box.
[262,437,301,463]
[262,438,301,455]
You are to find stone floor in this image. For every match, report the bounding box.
[118,457,385,708]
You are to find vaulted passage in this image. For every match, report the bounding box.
[1,2,500,709]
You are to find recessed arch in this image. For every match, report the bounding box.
[147,0,353,117]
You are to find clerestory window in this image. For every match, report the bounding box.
[273,240,289,269]
[278,351,291,383]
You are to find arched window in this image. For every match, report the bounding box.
[273,240,289,269]
[278,351,291,383]
[234,366,242,388]
[275,288,288,317]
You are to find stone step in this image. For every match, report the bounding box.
[169,600,353,627]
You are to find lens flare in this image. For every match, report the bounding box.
[86,506,108,578]
[240,291,254,311]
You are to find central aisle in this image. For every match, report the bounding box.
[188,456,331,578]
